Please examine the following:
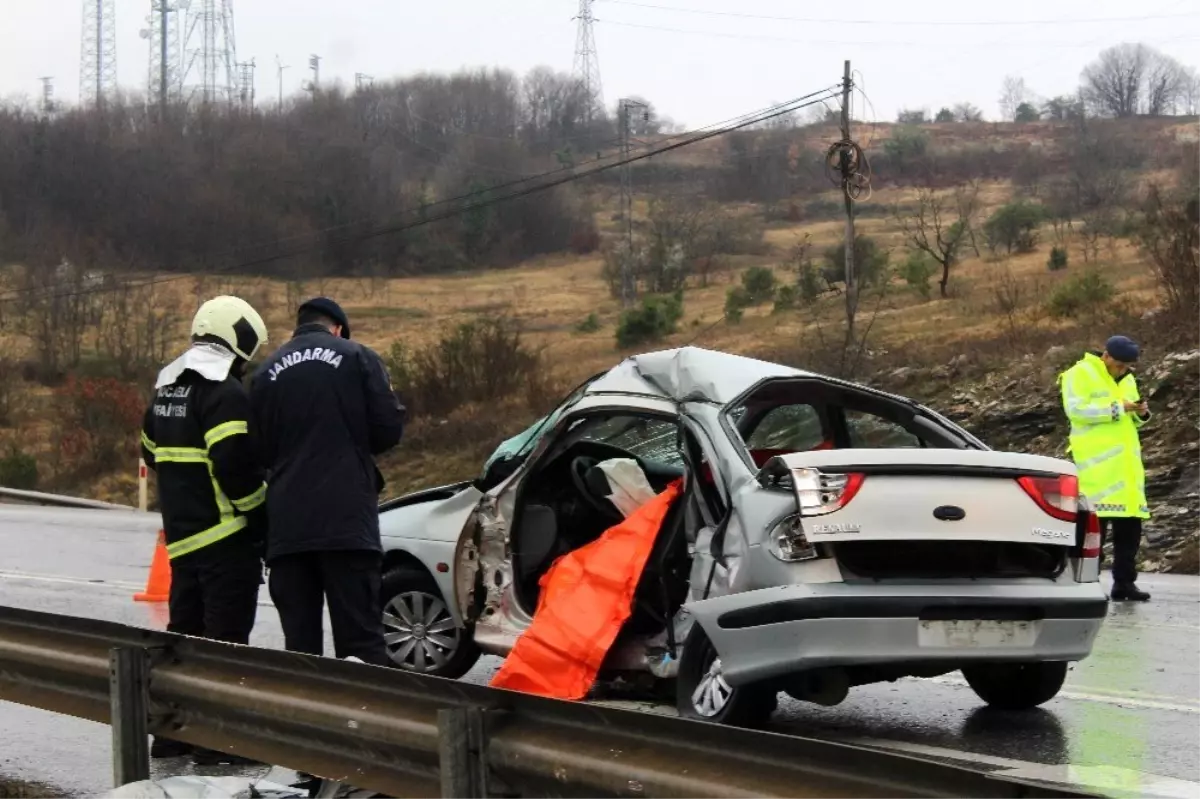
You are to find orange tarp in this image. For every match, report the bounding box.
[489,480,683,700]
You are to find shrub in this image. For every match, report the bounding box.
[54,376,144,473]
[404,315,542,415]
[983,201,1047,255]
[725,286,750,323]
[821,235,890,288]
[899,252,937,300]
[616,291,685,348]
[0,446,38,489]
[568,222,601,254]
[1047,272,1116,320]
[797,261,825,302]
[1048,246,1069,271]
[1137,186,1199,322]
[773,284,798,313]
[740,266,778,304]
[574,313,601,334]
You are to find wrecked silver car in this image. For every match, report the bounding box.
[377,346,1108,726]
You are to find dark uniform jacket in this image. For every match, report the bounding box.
[140,345,268,562]
[249,324,406,562]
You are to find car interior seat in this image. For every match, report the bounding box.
[515,504,559,582]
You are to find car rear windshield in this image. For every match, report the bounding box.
[724,378,978,465]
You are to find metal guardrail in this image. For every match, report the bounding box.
[0,486,137,511]
[0,606,1096,798]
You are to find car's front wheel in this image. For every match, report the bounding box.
[676,625,777,727]
[962,661,1068,710]
[380,564,481,679]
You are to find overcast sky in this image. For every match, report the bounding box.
[1,0,1197,126]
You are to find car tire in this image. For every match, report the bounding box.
[380,564,481,679]
[676,624,777,727]
[961,661,1068,710]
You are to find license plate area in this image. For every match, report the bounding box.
[918,619,1040,648]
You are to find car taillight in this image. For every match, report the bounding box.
[1081,511,1102,559]
[767,514,820,562]
[1017,474,1078,522]
[792,469,865,516]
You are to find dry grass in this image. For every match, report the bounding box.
[0,173,1178,502]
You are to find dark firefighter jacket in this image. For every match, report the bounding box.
[140,344,268,562]
[249,324,406,562]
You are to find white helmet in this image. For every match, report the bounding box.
[190,295,268,361]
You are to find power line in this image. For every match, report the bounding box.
[596,0,1200,27]
[0,88,840,307]
[595,18,1200,48]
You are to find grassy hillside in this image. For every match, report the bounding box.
[0,116,1195,567]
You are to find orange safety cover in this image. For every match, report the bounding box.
[489,480,683,700]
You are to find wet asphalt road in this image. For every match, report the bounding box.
[0,505,1197,797]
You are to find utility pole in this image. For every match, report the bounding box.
[355,72,374,92]
[39,77,55,115]
[618,97,647,308]
[276,55,288,112]
[305,54,321,99]
[839,59,856,351]
[572,0,603,126]
[140,1,179,119]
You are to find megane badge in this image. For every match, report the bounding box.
[810,523,862,534]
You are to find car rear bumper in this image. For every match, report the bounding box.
[685,582,1109,686]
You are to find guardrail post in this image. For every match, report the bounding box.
[438,707,487,798]
[110,647,151,788]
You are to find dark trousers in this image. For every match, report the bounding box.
[1101,517,1142,585]
[268,550,389,666]
[167,545,263,645]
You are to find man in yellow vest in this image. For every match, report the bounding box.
[1059,335,1151,602]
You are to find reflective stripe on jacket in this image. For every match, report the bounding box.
[141,347,267,560]
[1058,352,1150,519]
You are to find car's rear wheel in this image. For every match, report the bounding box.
[676,625,777,727]
[962,661,1068,710]
[381,564,480,679]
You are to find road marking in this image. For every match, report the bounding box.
[926,675,1200,714]
[0,569,276,608]
[844,737,1200,799]
[1104,621,1200,633]
[0,569,144,591]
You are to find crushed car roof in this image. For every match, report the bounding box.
[585,346,816,406]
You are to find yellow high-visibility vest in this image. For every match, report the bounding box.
[1058,352,1150,519]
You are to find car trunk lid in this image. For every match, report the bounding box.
[758,449,1079,546]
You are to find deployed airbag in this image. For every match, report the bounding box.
[596,458,657,517]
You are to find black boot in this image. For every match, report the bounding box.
[150,736,193,758]
[1111,582,1151,602]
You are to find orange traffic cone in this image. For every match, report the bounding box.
[134,530,171,602]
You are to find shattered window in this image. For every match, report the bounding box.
[745,404,824,451]
[845,409,923,448]
[575,416,683,467]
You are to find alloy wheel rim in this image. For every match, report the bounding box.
[382,590,461,672]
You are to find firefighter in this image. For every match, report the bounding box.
[1059,335,1152,602]
[250,297,406,666]
[140,295,270,764]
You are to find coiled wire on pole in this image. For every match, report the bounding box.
[824,138,873,202]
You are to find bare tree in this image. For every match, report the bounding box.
[894,183,982,298]
[1180,67,1200,115]
[999,75,1029,121]
[1081,43,1188,117]
[953,102,985,122]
